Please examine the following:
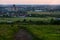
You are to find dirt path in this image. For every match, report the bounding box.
[14,29,33,40]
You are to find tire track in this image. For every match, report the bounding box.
[14,29,33,40]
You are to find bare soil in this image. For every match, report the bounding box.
[14,29,33,40]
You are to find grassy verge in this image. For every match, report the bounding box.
[0,23,60,40]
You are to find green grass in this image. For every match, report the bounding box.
[0,24,60,40]
[0,17,53,22]
[0,16,59,40]
[0,24,20,40]
[21,24,60,40]
[27,11,60,15]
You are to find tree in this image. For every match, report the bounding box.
[23,19,26,22]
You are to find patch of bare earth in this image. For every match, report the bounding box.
[14,29,33,40]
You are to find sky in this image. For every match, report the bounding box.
[0,0,60,5]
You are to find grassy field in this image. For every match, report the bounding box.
[0,24,20,40]
[27,11,60,15]
[0,17,53,22]
[21,24,60,40]
[0,23,60,40]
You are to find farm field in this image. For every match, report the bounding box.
[0,23,60,40]
[27,11,60,18]
[0,17,53,22]
[27,11,60,14]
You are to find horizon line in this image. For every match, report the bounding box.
[0,4,60,5]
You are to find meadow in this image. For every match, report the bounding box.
[0,24,19,40]
[0,23,60,40]
[0,17,53,22]
[21,24,60,40]
[27,11,60,15]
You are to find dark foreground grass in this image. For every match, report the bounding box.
[0,24,20,40]
[0,24,60,40]
[20,24,60,40]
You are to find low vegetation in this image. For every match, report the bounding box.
[0,23,60,40]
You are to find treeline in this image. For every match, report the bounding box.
[0,19,60,25]
[9,19,60,25]
[20,19,60,25]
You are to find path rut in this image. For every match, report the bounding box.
[14,29,33,40]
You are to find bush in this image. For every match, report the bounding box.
[50,18,60,25]
[23,19,26,22]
